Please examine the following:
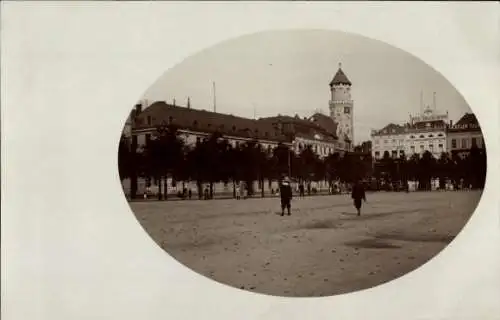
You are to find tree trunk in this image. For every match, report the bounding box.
[261,177,265,198]
[232,180,236,198]
[197,180,202,199]
[157,176,163,200]
[163,176,168,200]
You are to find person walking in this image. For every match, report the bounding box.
[351,179,367,216]
[299,183,305,198]
[279,176,293,216]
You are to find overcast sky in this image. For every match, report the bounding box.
[143,29,472,144]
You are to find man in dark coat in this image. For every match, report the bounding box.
[279,177,293,216]
[351,179,367,216]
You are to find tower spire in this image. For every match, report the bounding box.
[329,63,351,87]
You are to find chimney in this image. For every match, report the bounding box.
[449,120,453,127]
[134,103,142,114]
[187,97,191,109]
[173,98,176,106]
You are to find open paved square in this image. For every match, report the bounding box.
[129,190,482,297]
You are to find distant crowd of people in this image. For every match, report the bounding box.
[139,176,476,217]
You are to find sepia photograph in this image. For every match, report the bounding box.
[117,30,487,297]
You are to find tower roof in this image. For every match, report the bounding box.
[329,64,352,86]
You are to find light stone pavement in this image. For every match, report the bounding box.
[129,190,482,297]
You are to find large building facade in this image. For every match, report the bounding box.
[125,64,355,158]
[447,113,485,158]
[122,65,355,196]
[370,95,483,160]
[371,104,448,160]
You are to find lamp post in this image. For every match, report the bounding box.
[288,147,292,178]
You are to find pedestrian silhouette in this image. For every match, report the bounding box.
[351,179,367,216]
[279,176,293,216]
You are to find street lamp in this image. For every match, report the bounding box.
[288,147,292,178]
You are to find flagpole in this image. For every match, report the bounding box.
[213,81,216,113]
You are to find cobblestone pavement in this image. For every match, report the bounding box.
[129,190,482,297]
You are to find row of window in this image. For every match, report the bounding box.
[374,133,445,145]
[450,137,481,149]
[374,143,445,158]
[297,142,334,155]
[141,133,339,158]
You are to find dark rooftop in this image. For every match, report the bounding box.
[329,67,352,86]
[134,101,289,142]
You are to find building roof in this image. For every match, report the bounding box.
[258,114,338,143]
[371,123,407,136]
[329,67,352,86]
[309,113,339,138]
[448,112,481,133]
[372,112,482,137]
[455,113,478,126]
[134,101,290,142]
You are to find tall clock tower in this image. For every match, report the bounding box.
[329,63,354,150]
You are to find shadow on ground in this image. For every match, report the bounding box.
[344,238,402,249]
[374,232,455,244]
[340,209,424,221]
[301,220,345,230]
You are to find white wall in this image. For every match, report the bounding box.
[372,130,447,159]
